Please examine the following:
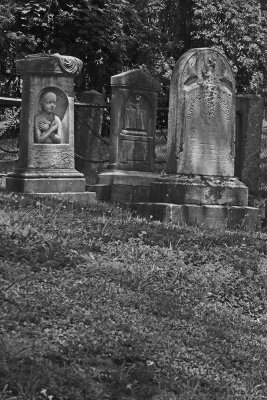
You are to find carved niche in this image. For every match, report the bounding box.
[34,86,69,144]
[122,93,151,136]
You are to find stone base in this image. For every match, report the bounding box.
[6,169,85,193]
[0,160,18,173]
[23,191,97,205]
[150,175,248,206]
[132,202,261,231]
[86,184,112,202]
[89,170,157,203]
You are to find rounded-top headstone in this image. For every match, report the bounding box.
[167,48,236,177]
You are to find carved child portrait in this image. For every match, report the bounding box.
[34,91,63,144]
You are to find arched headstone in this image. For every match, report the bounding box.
[167,48,235,176]
[132,49,260,231]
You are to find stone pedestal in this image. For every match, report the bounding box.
[133,202,260,231]
[92,69,161,203]
[6,53,86,193]
[150,175,248,206]
[132,48,260,230]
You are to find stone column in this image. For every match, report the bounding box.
[6,53,86,193]
[93,69,161,203]
[75,90,105,183]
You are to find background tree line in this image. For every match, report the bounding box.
[0,0,266,98]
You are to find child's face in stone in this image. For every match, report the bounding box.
[41,92,56,114]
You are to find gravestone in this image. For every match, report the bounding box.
[166,48,235,176]
[133,48,260,230]
[6,53,86,193]
[92,69,161,203]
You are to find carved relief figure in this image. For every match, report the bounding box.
[125,94,146,131]
[34,91,62,144]
[179,51,234,175]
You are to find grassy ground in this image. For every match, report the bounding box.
[1,193,267,400]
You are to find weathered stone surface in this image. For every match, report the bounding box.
[150,175,248,206]
[166,48,235,176]
[97,170,157,186]
[75,90,105,183]
[111,185,150,203]
[92,170,157,203]
[108,69,160,172]
[132,202,261,231]
[235,95,264,194]
[23,191,97,205]
[87,184,111,202]
[111,69,160,91]
[6,169,85,193]
[30,145,74,169]
[6,53,85,193]
[16,53,83,76]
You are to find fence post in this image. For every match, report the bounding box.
[235,95,264,195]
[75,90,105,184]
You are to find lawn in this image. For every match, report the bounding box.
[0,192,267,400]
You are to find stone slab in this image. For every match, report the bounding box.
[86,184,112,202]
[97,170,157,186]
[6,167,85,193]
[111,69,161,91]
[22,191,97,205]
[132,202,261,231]
[6,176,85,193]
[111,184,150,203]
[88,182,151,203]
[150,175,248,206]
[94,170,157,203]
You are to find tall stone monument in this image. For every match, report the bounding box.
[92,69,161,203]
[133,48,260,230]
[6,53,86,193]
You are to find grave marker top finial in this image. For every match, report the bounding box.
[16,53,83,76]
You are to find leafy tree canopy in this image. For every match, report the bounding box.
[0,0,166,95]
[190,0,267,93]
[0,0,266,96]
